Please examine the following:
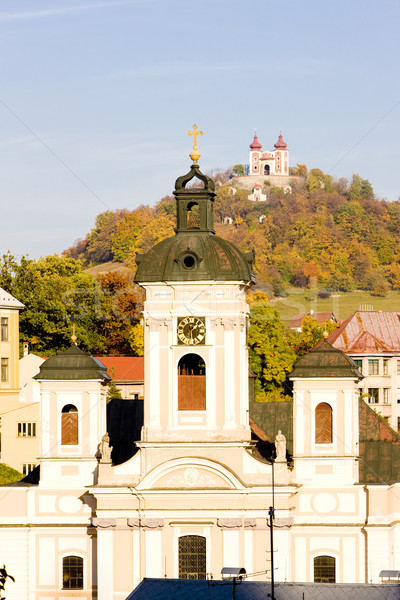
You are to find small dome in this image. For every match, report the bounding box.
[274,133,287,150]
[249,133,262,150]
[135,231,254,283]
[34,344,111,381]
[289,339,363,379]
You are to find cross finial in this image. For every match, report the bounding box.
[187,124,203,165]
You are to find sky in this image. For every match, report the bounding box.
[1,0,400,259]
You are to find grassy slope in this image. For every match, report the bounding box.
[272,289,400,324]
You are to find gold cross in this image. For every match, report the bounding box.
[187,124,203,151]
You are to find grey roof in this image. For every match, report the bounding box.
[34,344,111,381]
[125,579,400,600]
[0,287,24,310]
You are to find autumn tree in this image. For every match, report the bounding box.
[96,272,144,356]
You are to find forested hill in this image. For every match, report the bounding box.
[64,168,400,297]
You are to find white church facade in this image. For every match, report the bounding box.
[249,132,289,176]
[1,154,400,600]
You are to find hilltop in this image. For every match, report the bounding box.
[64,167,400,299]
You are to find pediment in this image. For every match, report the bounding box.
[137,458,243,491]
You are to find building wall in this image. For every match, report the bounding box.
[1,403,39,473]
[0,307,20,410]
[351,354,400,431]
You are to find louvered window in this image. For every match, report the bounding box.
[314,555,335,583]
[61,405,78,445]
[179,536,206,580]
[315,403,332,444]
[178,355,206,410]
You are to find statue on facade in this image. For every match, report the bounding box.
[275,430,287,462]
[97,432,112,463]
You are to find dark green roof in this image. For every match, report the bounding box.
[34,344,111,381]
[135,163,255,284]
[289,338,363,379]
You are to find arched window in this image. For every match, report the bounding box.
[61,404,78,445]
[264,165,270,175]
[62,555,83,589]
[179,535,206,579]
[178,354,206,410]
[187,202,200,229]
[315,403,333,444]
[314,555,335,583]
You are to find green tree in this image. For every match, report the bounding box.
[232,164,245,176]
[349,173,374,201]
[248,298,296,399]
[0,253,105,355]
[289,316,338,356]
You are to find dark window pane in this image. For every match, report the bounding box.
[62,555,83,589]
[179,536,206,580]
[314,555,335,583]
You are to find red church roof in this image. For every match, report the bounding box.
[274,133,288,150]
[249,132,262,150]
[96,356,144,382]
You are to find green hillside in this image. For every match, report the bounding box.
[64,167,400,299]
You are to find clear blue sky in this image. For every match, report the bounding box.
[1,0,400,258]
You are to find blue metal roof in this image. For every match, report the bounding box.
[125,578,400,600]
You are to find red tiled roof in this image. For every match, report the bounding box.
[288,312,335,329]
[327,311,400,354]
[95,356,144,382]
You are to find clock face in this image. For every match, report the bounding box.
[177,316,206,345]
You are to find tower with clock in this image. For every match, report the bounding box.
[92,130,284,594]
[134,127,256,448]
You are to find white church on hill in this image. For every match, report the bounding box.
[2,147,400,600]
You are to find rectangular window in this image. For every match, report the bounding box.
[397,360,400,375]
[22,463,36,476]
[354,359,363,373]
[383,359,389,375]
[368,359,379,375]
[368,388,379,403]
[0,358,8,382]
[0,317,8,342]
[383,388,389,404]
[17,422,36,437]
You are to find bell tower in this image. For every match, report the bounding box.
[135,127,255,446]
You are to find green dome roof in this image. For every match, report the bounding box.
[289,339,363,379]
[135,231,254,282]
[34,344,111,381]
[135,163,255,284]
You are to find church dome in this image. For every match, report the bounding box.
[34,344,111,381]
[135,230,254,282]
[135,163,255,284]
[249,132,262,150]
[289,339,363,379]
[274,133,288,149]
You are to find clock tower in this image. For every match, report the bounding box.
[134,133,255,449]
